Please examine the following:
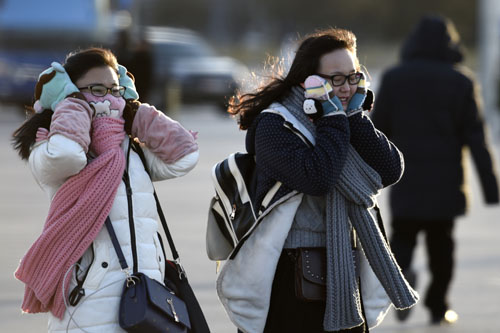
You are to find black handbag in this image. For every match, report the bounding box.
[120,272,190,332]
[106,215,191,332]
[105,140,210,333]
[294,247,326,302]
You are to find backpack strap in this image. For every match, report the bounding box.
[259,180,282,215]
[263,103,315,147]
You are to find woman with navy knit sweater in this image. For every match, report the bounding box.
[216,28,419,333]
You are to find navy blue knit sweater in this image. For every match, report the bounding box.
[246,110,403,210]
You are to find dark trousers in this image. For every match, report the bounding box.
[390,218,455,317]
[242,250,367,333]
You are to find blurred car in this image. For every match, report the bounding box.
[0,45,64,106]
[143,26,248,112]
[0,0,117,108]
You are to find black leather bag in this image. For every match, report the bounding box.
[119,272,191,332]
[133,141,210,333]
[294,247,326,302]
[162,256,210,333]
[106,216,191,333]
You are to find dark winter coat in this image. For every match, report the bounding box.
[372,15,499,220]
[246,103,404,212]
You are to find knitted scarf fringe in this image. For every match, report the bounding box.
[324,146,419,331]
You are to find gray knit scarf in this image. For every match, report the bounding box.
[282,86,418,331]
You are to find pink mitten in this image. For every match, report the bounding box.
[304,75,333,100]
[48,98,94,151]
[132,104,198,163]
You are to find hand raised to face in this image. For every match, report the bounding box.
[303,75,344,119]
[118,65,139,101]
[36,62,81,111]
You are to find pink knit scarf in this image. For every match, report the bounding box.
[15,116,126,319]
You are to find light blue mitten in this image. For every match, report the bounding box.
[118,65,139,100]
[346,72,367,116]
[38,62,80,111]
[321,96,343,115]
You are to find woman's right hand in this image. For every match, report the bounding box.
[48,98,94,152]
[303,75,344,119]
[36,62,81,111]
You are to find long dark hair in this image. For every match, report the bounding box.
[12,47,132,160]
[229,28,358,130]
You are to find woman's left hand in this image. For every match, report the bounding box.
[118,65,139,100]
[346,72,367,116]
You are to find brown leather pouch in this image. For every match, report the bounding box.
[294,247,326,302]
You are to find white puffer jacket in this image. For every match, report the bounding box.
[29,133,198,333]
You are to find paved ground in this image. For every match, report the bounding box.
[0,103,499,332]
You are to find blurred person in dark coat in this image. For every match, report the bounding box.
[371,14,499,325]
[113,30,153,102]
[128,36,153,102]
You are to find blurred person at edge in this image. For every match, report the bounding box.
[128,36,154,101]
[11,47,199,332]
[371,15,499,325]
[219,28,418,333]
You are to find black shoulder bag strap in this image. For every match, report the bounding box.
[105,216,128,270]
[107,139,210,333]
[105,139,137,280]
[105,139,183,274]
[129,140,184,276]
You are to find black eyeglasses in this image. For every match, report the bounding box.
[316,72,363,87]
[78,85,126,97]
